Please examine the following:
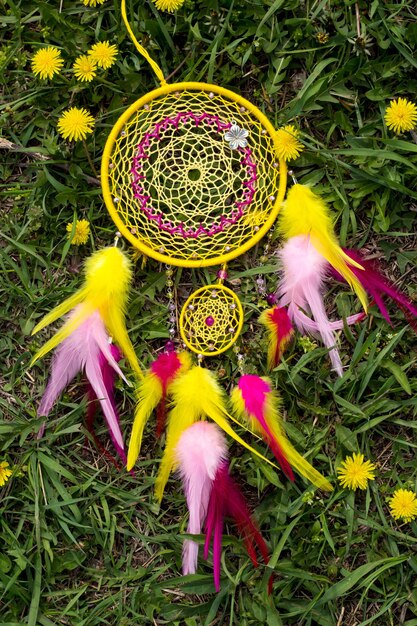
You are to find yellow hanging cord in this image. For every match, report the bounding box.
[121,0,167,86]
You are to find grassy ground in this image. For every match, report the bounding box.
[2,0,417,624]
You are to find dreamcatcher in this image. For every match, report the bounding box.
[31,0,417,592]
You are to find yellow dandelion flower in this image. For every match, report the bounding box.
[57,107,95,141]
[82,0,106,6]
[88,41,118,69]
[389,489,417,523]
[337,453,376,491]
[275,125,304,162]
[66,219,91,245]
[31,46,64,80]
[152,0,185,12]
[384,98,417,134]
[73,54,97,82]
[0,461,12,487]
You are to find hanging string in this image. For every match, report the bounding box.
[120,0,167,86]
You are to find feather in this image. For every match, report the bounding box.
[37,310,126,459]
[86,344,127,466]
[31,247,143,378]
[127,351,191,471]
[175,421,227,576]
[231,375,333,492]
[204,460,271,593]
[259,306,294,369]
[329,248,417,331]
[154,365,277,503]
[278,235,346,376]
[279,184,367,312]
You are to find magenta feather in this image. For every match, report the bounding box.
[38,308,127,458]
[329,248,417,331]
[176,422,227,576]
[204,460,271,593]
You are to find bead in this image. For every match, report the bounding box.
[130,227,137,234]
[208,343,215,351]
[273,162,278,168]
[168,302,175,311]
[114,197,120,203]
[225,246,230,252]
[237,354,244,361]
[188,304,195,311]
[266,293,277,306]
[233,344,240,353]
[260,255,269,263]
[159,247,165,253]
[209,92,214,99]
[229,327,235,334]
[256,277,266,287]
[169,316,176,324]
[167,290,173,298]
[269,195,275,201]
[197,353,203,361]
[109,162,114,169]
[120,130,126,136]
[205,316,215,327]
[217,269,228,280]
[229,303,236,310]
[116,231,121,238]
[169,327,176,335]
[166,269,173,277]
[165,340,175,352]
[211,290,218,298]
[254,226,260,232]
[166,279,173,287]
[262,129,267,135]
[144,103,150,110]
[240,106,246,112]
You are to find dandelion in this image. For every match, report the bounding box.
[337,453,376,491]
[82,0,106,6]
[73,55,97,82]
[275,125,304,161]
[384,98,417,134]
[316,31,329,44]
[66,219,91,245]
[389,489,417,523]
[31,47,64,80]
[0,461,12,487]
[152,0,186,12]
[57,107,95,141]
[88,41,118,69]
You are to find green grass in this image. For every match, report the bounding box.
[2,0,417,624]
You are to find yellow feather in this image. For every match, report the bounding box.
[127,352,192,470]
[30,302,93,366]
[279,185,368,312]
[127,373,163,471]
[30,248,143,377]
[31,288,87,336]
[154,366,277,502]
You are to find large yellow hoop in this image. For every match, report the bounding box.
[102,82,287,268]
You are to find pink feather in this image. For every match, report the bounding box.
[204,460,271,593]
[278,235,348,376]
[176,422,227,576]
[329,248,417,331]
[86,344,127,465]
[38,308,126,457]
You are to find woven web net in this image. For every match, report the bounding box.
[105,86,280,266]
[180,285,242,355]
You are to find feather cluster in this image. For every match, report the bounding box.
[259,306,294,369]
[176,421,271,592]
[231,375,333,492]
[276,185,368,376]
[32,248,141,461]
[154,365,272,503]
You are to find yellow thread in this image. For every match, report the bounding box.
[179,284,243,356]
[121,0,167,86]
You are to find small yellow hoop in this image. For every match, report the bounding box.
[179,284,244,356]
